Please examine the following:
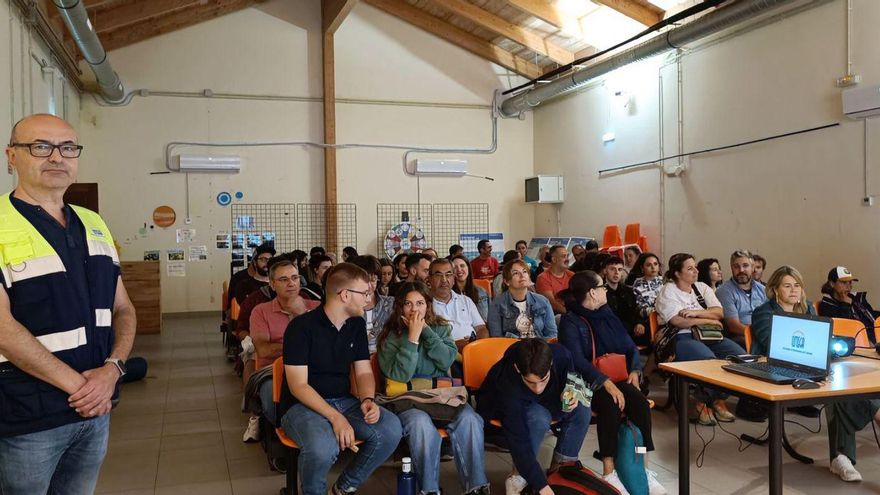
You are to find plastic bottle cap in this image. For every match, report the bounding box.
[402,457,412,473]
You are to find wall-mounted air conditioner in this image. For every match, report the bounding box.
[843,85,880,119]
[172,154,241,173]
[413,159,468,176]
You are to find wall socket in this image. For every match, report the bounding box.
[863,196,874,206]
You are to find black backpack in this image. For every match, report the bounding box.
[524,462,621,495]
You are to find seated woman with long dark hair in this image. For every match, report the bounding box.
[558,271,665,495]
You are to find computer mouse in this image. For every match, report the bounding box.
[792,378,820,390]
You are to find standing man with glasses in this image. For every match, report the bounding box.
[0,114,137,494]
[280,263,402,495]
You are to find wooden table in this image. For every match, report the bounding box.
[660,357,880,495]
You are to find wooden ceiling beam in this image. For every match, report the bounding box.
[322,0,358,35]
[98,0,263,52]
[504,0,565,29]
[94,0,207,34]
[365,0,543,79]
[425,0,573,65]
[593,0,664,26]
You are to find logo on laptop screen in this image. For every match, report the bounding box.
[791,330,806,350]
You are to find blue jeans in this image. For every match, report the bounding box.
[0,415,110,495]
[524,401,591,461]
[398,404,488,494]
[281,396,402,495]
[259,380,275,425]
[674,333,745,401]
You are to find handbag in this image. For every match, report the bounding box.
[689,285,724,342]
[376,386,469,427]
[580,316,629,383]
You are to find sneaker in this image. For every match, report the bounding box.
[466,486,490,495]
[505,474,527,495]
[789,405,821,418]
[331,481,357,494]
[830,454,862,482]
[242,415,260,443]
[646,469,668,495]
[712,400,735,423]
[695,403,716,426]
[602,471,631,495]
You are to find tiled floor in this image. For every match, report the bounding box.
[97,314,880,494]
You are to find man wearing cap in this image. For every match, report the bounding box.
[819,266,880,345]
[228,242,276,310]
[715,250,767,349]
[0,114,137,494]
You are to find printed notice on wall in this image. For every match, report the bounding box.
[167,262,186,277]
[167,249,185,261]
[176,228,195,244]
[216,231,231,249]
[189,245,208,261]
[143,250,160,261]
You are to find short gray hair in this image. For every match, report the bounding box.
[729,250,753,264]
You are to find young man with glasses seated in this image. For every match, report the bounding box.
[280,263,402,495]
[426,258,488,350]
[477,339,591,495]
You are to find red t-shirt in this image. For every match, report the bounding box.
[471,256,500,280]
[536,269,575,302]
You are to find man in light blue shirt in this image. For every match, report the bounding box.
[715,250,767,349]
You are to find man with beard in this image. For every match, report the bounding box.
[715,250,767,349]
[229,242,275,309]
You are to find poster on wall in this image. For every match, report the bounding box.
[176,228,195,244]
[216,232,231,249]
[246,234,262,248]
[189,245,208,261]
[232,234,244,249]
[167,262,186,277]
[459,233,505,261]
[167,249,185,261]
[235,215,255,230]
[143,250,160,261]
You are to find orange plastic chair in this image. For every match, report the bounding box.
[638,235,648,252]
[602,225,622,249]
[813,301,821,315]
[462,337,517,391]
[648,311,659,343]
[832,317,870,348]
[473,278,493,299]
[624,223,641,245]
[230,298,241,321]
[743,325,752,353]
[221,280,229,313]
[273,358,363,495]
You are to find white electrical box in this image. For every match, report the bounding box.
[413,159,468,176]
[525,175,564,203]
[843,85,880,119]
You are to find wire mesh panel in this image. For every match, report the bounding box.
[376,203,433,258]
[432,203,489,253]
[230,204,296,269]
[296,204,357,254]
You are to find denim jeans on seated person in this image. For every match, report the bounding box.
[674,333,745,402]
[524,401,591,462]
[259,380,276,425]
[398,404,488,494]
[282,395,402,495]
[0,414,110,495]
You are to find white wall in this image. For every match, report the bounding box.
[79,0,534,313]
[534,0,880,299]
[1,0,80,192]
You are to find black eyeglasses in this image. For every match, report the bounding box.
[10,142,83,158]
[339,288,373,297]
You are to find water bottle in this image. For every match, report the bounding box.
[397,456,417,495]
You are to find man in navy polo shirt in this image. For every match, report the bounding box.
[280,263,402,495]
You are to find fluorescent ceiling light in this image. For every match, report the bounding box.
[578,7,644,51]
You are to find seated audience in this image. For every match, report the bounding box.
[819,266,879,344]
[421,247,438,260]
[696,258,723,291]
[228,243,275,310]
[428,258,488,347]
[487,260,557,339]
[280,263,403,495]
[389,253,431,296]
[393,252,409,282]
[309,245,326,259]
[622,245,642,278]
[477,339,591,495]
[304,254,333,301]
[448,244,464,259]
[515,239,539,278]
[629,253,663,320]
[342,246,359,262]
[292,249,309,285]
[349,255,394,352]
[827,399,880,483]
[585,239,600,255]
[326,252,338,264]
[492,249,521,296]
[377,283,489,495]
[655,253,743,426]
[602,256,648,347]
[558,272,665,494]
[452,255,490,321]
[471,239,500,280]
[570,244,586,266]
[244,260,320,440]
[752,254,766,284]
[536,245,574,314]
[377,258,394,297]
[715,250,767,349]
[534,245,551,279]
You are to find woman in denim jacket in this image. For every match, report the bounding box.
[487,260,557,339]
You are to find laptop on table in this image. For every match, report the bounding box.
[722,312,833,385]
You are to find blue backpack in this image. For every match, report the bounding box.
[614,421,648,495]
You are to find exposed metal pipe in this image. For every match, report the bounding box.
[499,0,815,118]
[52,0,124,102]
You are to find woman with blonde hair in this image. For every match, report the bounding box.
[750,265,815,356]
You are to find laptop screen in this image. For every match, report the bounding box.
[768,313,832,371]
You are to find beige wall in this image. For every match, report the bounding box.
[78,1,534,313]
[534,0,880,299]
